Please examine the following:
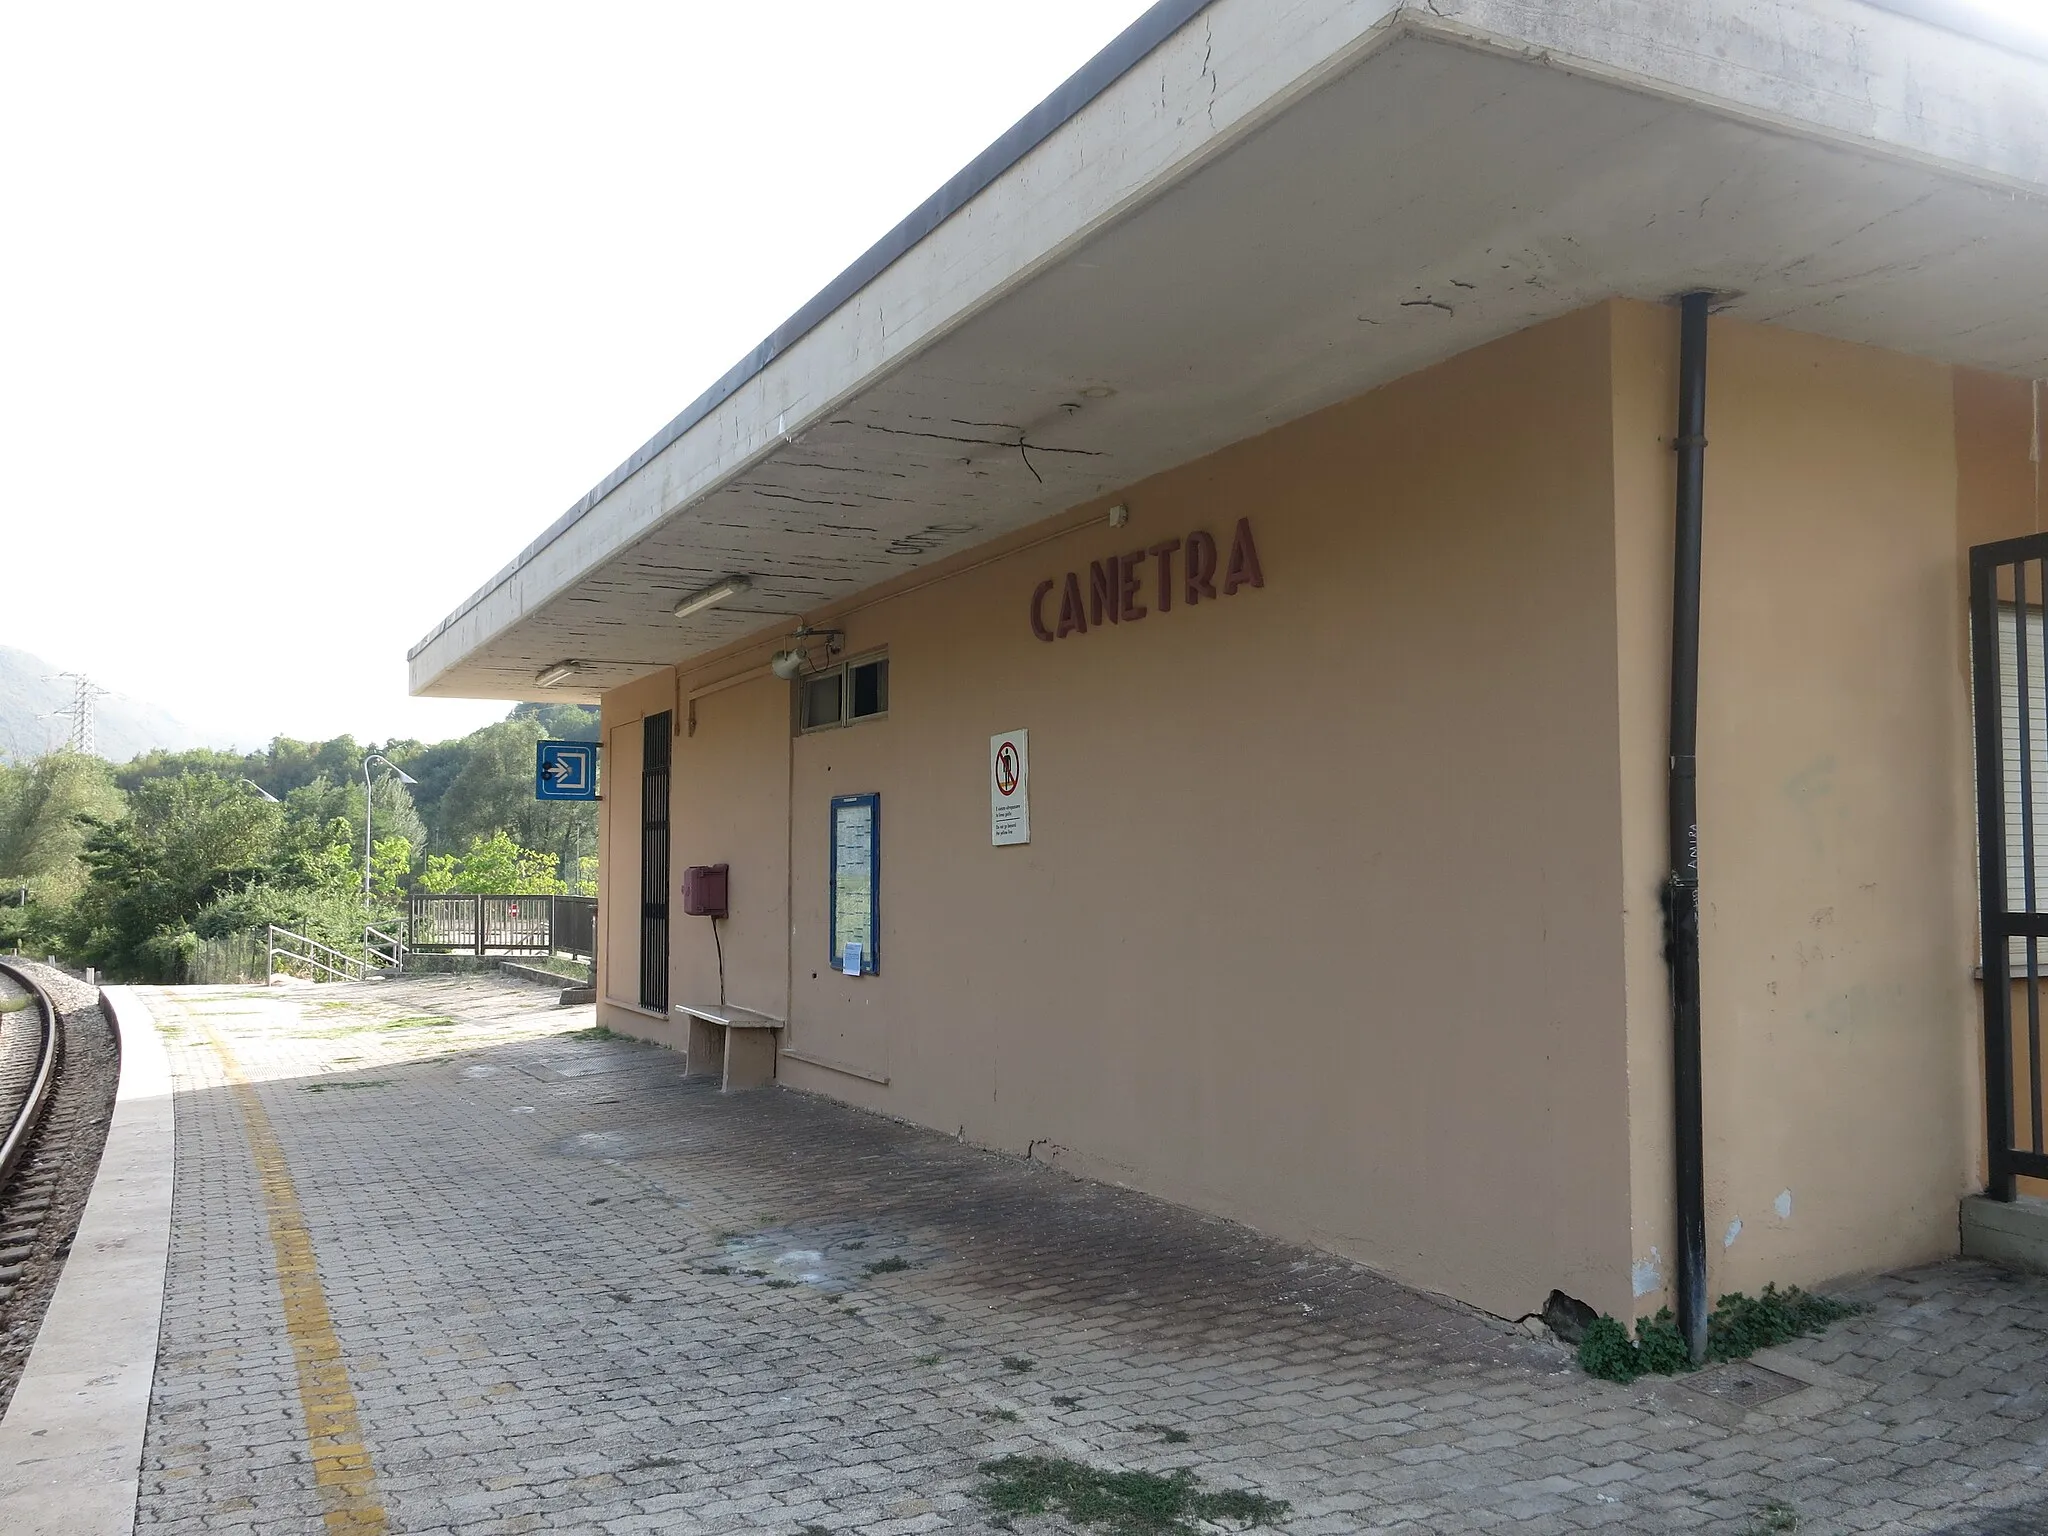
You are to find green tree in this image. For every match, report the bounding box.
[417,832,569,894]
[274,773,425,889]
[435,719,596,882]
[66,773,285,979]
[0,752,124,950]
[507,701,599,742]
[369,836,413,901]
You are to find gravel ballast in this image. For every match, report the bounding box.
[0,960,122,1419]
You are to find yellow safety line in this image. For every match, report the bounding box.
[202,1019,388,1535]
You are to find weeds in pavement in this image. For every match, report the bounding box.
[975,1455,1290,1535]
[1000,1355,1035,1373]
[863,1257,912,1276]
[1579,1284,1859,1383]
[1747,1498,1800,1533]
[303,1079,395,1093]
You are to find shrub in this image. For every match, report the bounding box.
[194,882,392,957]
[1707,1284,1858,1362]
[1577,1315,1644,1383]
[1577,1284,1858,1383]
[133,927,198,983]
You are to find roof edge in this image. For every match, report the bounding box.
[410,0,1216,664]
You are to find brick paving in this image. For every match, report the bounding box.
[134,976,2048,1535]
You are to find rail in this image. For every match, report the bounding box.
[0,958,60,1194]
[365,925,405,973]
[265,924,368,983]
[407,894,596,959]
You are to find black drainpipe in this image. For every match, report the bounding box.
[1666,292,1712,1365]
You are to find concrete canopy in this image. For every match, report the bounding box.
[409,0,2048,704]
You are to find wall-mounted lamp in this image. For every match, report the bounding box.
[769,626,844,680]
[534,661,580,688]
[672,574,751,620]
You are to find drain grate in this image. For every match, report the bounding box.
[1680,1361,1805,1410]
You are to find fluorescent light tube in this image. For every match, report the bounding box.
[672,575,750,619]
[534,661,579,688]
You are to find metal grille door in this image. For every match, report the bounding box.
[640,712,672,1014]
[1969,534,2048,1196]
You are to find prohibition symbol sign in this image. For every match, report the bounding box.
[989,729,1030,845]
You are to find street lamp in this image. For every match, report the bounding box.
[361,753,419,901]
[238,778,281,803]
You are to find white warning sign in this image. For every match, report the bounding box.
[990,729,1030,846]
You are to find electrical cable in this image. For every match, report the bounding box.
[712,915,725,1006]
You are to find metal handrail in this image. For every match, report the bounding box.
[364,925,405,974]
[266,924,367,983]
[0,959,60,1193]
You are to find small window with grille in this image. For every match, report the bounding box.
[799,654,888,732]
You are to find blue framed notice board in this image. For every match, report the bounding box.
[829,793,879,975]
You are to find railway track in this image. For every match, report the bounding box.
[0,959,64,1306]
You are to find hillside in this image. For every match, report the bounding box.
[0,645,240,763]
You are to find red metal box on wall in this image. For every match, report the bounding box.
[681,863,729,918]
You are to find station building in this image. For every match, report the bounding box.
[411,0,2048,1327]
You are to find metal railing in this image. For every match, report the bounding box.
[1971,533,2048,1196]
[407,895,596,958]
[365,925,406,973]
[266,924,368,983]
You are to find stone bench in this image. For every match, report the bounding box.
[672,1002,783,1092]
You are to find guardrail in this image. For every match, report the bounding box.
[407,895,596,959]
[266,925,368,983]
[365,925,405,973]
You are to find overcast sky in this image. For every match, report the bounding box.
[0,2,1154,750]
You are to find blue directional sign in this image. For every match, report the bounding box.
[535,740,599,801]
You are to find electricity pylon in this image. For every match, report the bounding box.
[47,672,108,756]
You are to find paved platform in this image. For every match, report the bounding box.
[134,976,2048,1535]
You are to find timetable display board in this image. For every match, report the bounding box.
[829,792,879,975]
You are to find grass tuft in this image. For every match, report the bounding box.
[1748,1498,1800,1533]
[1139,1424,1192,1445]
[381,1015,456,1030]
[863,1256,912,1276]
[1000,1355,1034,1373]
[975,1455,1290,1534]
[303,1079,395,1093]
[566,1024,619,1042]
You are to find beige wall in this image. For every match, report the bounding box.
[596,302,2024,1323]
[1614,308,1978,1308]
[670,676,792,1026]
[615,306,1641,1320]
